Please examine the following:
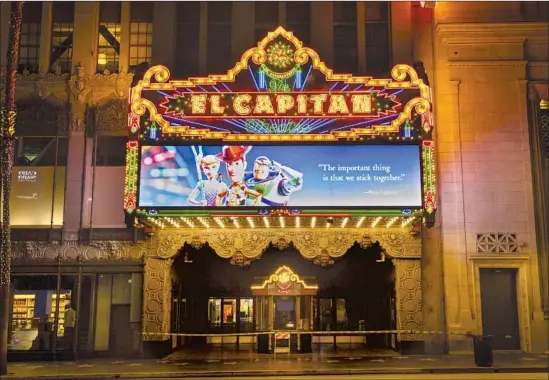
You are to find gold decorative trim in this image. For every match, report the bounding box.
[150,228,422,262]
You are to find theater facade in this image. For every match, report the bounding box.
[126,27,434,353]
[3,1,548,359]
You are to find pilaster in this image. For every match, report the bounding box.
[151,2,175,67]
[231,2,255,62]
[39,1,53,74]
[311,1,333,67]
[72,1,99,75]
[119,2,130,73]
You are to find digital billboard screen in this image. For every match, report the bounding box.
[138,144,422,208]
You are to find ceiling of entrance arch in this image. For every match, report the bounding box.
[139,215,421,230]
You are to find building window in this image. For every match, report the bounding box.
[207,2,232,73]
[333,2,358,74]
[285,2,310,45]
[364,2,391,76]
[175,2,200,78]
[50,1,74,73]
[93,136,127,166]
[255,2,279,43]
[130,2,153,70]
[19,2,42,73]
[97,1,121,73]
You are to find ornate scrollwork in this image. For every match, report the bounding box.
[393,258,423,341]
[95,99,128,133]
[230,251,252,267]
[313,249,335,267]
[151,228,421,264]
[11,239,146,263]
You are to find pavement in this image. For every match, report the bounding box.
[0,351,547,380]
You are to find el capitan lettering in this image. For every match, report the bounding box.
[161,92,375,118]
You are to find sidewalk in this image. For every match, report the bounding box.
[1,351,547,379]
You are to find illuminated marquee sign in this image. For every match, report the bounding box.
[126,27,437,223]
[161,92,398,118]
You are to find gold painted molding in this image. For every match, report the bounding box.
[151,227,422,264]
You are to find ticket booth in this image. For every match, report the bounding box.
[251,266,317,352]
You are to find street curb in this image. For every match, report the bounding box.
[1,367,548,380]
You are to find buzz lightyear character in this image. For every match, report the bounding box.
[244,156,303,207]
[187,154,227,206]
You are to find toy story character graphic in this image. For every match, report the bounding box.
[215,146,262,206]
[187,146,227,206]
[245,156,303,206]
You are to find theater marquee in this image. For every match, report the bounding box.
[126,27,437,224]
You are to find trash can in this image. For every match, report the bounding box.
[257,333,270,354]
[300,333,312,353]
[472,334,493,367]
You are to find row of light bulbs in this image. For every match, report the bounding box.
[147,216,417,229]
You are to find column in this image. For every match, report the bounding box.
[390,1,413,65]
[118,2,130,73]
[198,2,208,74]
[231,2,254,62]
[142,257,173,341]
[151,2,176,67]
[295,296,301,329]
[72,1,99,75]
[393,259,423,345]
[356,2,366,73]
[39,1,53,74]
[310,2,333,66]
[62,111,94,237]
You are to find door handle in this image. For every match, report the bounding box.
[505,335,512,339]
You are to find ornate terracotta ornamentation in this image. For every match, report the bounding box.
[393,258,423,341]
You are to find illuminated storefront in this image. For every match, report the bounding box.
[127,27,435,352]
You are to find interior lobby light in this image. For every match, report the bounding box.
[341,217,349,228]
[356,217,365,228]
[180,217,195,228]
[263,217,270,228]
[371,216,382,228]
[197,217,210,228]
[279,216,285,228]
[311,217,316,228]
[296,217,300,228]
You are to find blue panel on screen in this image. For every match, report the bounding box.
[138,145,422,208]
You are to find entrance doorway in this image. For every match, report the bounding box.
[479,268,520,350]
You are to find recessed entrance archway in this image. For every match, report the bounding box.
[142,228,424,353]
